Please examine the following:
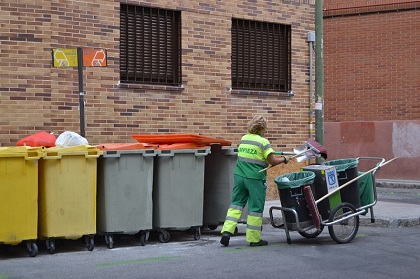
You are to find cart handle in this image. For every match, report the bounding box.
[316,157,398,205]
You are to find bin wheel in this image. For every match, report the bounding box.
[85,236,95,251]
[193,227,201,240]
[139,231,148,246]
[46,239,55,254]
[158,230,170,243]
[207,225,218,230]
[26,241,38,257]
[298,226,324,239]
[105,235,114,249]
[328,202,359,244]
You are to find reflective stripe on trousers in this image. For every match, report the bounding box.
[221,205,243,235]
[246,211,263,243]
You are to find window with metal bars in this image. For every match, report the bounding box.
[231,19,291,92]
[120,4,181,86]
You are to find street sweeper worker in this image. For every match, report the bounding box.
[220,115,289,247]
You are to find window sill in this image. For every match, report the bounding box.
[229,88,295,97]
[118,82,185,92]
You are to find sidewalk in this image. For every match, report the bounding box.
[263,182,420,228]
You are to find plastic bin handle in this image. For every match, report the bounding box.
[195,149,210,156]
[103,150,122,158]
[103,149,156,158]
[85,150,103,158]
[158,150,175,157]
[42,151,62,159]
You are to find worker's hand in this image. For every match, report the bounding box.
[282,156,289,164]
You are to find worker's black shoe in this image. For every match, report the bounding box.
[220,232,231,247]
[250,240,268,247]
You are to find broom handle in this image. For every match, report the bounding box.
[259,148,313,172]
[315,157,398,205]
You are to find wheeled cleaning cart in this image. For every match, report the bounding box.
[96,144,156,248]
[0,146,43,257]
[269,157,393,244]
[38,145,102,254]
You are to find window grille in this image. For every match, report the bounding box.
[120,4,181,85]
[232,19,291,92]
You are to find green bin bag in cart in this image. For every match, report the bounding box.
[275,171,315,190]
[358,171,374,215]
[274,171,315,230]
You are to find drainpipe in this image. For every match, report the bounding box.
[315,0,324,162]
[308,32,315,139]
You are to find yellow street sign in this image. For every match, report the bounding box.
[52,49,78,67]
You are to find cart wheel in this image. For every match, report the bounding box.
[193,227,201,240]
[298,226,324,239]
[26,241,38,257]
[85,236,95,251]
[139,231,148,246]
[328,202,359,244]
[158,230,170,243]
[105,235,114,249]
[46,239,55,254]
[207,224,218,230]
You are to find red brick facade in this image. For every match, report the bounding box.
[323,0,420,122]
[323,0,420,180]
[0,0,316,150]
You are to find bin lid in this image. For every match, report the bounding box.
[43,145,103,158]
[0,146,43,159]
[131,134,232,146]
[97,143,156,151]
[324,158,358,172]
[274,171,315,189]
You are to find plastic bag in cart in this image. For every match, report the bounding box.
[55,131,88,147]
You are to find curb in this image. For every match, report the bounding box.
[376,179,420,189]
[263,216,420,228]
[359,216,420,228]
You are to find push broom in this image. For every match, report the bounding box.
[259,138,328,172]
[303,157,398,231]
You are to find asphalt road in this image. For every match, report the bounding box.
[1,224,419,279]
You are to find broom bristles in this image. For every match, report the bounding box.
[306,138,328,159]
[303,186,322,231]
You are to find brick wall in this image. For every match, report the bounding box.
[323,0,420,122]
[0,0,316,150]
[322,0,420,180]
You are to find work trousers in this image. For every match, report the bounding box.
[221,174,266,243]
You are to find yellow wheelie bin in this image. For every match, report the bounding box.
[0,146,43,257]
[38,145,102,254]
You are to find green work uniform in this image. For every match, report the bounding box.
[221,133,274,243]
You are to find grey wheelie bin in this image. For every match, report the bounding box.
[203,145,247,233]
[96,143,156,248]
[152,144,210,243]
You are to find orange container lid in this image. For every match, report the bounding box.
[131,134,232,146]
[97,143,156,151]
